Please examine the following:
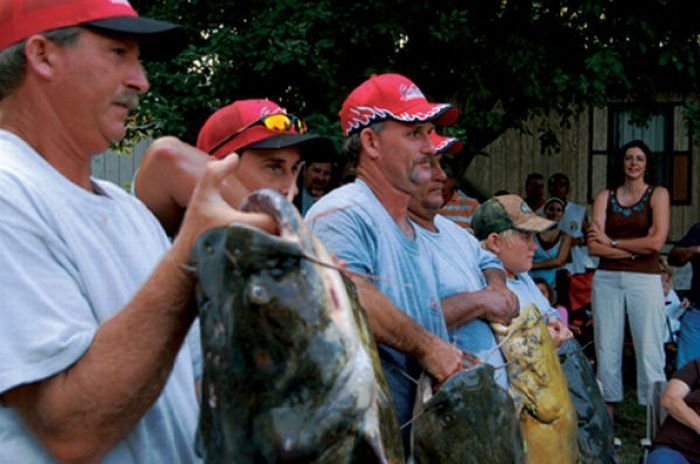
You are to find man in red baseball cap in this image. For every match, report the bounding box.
[0,1,273,462]
[134,98,335,236]
[306,73,469,451]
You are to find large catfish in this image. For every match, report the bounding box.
[191,189,404,463]
[410,365,526,463]
[492,303,579,464]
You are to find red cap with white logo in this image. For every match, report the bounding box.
[339,73,459,137]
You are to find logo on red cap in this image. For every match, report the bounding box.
[339,73,459,137]
[399,83,425,101]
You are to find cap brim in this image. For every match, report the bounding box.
[514,216,557,234]
[83,16,187,60]
[440,139,464,155]
[389,101,460,127]
[246,134,337,161]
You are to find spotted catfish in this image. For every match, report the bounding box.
[191,188,404,463]
[492,303,579,464]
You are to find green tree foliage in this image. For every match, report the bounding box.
[130,0,700,167]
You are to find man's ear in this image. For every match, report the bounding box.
[359,127,381,160]
[24,35,60,80]
[485,232,501,254]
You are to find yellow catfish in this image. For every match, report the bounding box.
[492,303,579,464]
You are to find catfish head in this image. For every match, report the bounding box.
[193,189,376,463]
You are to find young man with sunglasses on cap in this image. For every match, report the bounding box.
[408,133,518,389]
[135,99,335,236]
[306,73,475,450]
[0,1,280,462]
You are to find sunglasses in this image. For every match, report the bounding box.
[207,113,308,155]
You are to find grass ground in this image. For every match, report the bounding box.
[615,387,646,464]
[592,341,676,464]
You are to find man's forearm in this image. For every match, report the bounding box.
[442,292,485,329]
[352,274,431,353]
[2,244,197,463]
[482,267,507,289]
[668,246,699,267]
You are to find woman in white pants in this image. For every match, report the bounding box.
[588,139,670,422]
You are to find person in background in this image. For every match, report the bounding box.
[524,172,546,211]
[298,158,334,215]
[535,277,569,327]
[135,99,335,236]
[648,357,700,464]
[530,196,573,292]
[306,73,469,451]
[409,132,518,389]
[546,172,597,274]
[588,139,670,420]
[0,1,276,462]
[660,258,688,350]
[471,195,573,346]
[668,223,700,370]
[438,147,480,231]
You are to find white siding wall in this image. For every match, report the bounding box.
[90,138,151,191]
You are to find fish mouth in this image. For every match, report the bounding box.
[240,188,316,250]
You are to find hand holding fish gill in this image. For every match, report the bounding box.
[487,280,520,320]
[417,334,467,386]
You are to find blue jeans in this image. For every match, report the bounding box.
[648,446,690,464]
[677,306,700,370]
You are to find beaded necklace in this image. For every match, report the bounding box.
[610,185,653,217]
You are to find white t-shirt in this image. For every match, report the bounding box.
[560,201,598,273]
[417,215,509,388]
[0,130,200,463]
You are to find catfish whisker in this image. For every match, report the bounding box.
[299,254,413,289]
[397,368,419,386]
[179,263,198,276]
[303,205,356,225]
[223,249,238,265]
[401,408,430,430]
[490,359,517,371]
[580,340,594,352]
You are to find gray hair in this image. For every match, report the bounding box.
[342,121,385,161]
[0,27,81,101]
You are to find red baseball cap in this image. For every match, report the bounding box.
[429,132,464,155]
[0,0,186,59]
[339,73,459,137]
[196,99,336,161]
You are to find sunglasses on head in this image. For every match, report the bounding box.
[208,113,308,155]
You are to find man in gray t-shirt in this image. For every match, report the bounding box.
[307,73,470,450]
